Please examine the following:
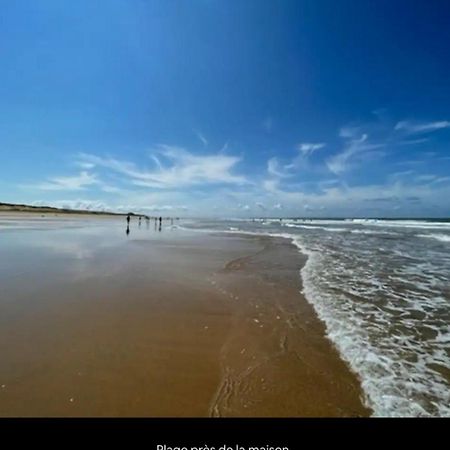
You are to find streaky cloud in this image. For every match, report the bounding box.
[298,142,326,156]
[395,120,450,134]
[78,145,247,189]
[28,171,98,191]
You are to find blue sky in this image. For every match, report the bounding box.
[1,0,450,217]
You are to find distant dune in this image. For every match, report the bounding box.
[0,202,124,216]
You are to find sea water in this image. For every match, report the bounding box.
[185,218,450,417]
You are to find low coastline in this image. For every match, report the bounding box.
[0,217,370,416]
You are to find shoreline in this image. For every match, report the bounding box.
[0,219,370,416]
[208,233,370,416]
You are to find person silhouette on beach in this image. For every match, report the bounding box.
[126,214,131,225]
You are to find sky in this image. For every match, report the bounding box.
[1,0,450,218]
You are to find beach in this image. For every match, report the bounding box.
[0,214,369,417]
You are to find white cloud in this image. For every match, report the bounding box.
[145,204,187,212]
[266,143,326,183]
[100,184,123,193]
[78,145,247,189]
[30,199,190,215]
[339,125,362,138]
[32,199,110,212]
[298,142,325,156]
[117,204,188,213]
[17,113,449,218]
[326,132,384,175]
[267,157,291,178]
[76,162,95,169]
[263,178,279,193]
[31,171,99,191]
[256,175,450,217]
[394,120,450,134]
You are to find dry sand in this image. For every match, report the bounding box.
[0,218,370,416]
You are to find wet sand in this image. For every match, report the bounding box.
[0,216,370,416]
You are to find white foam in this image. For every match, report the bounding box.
[356,220,450,230]
[283,223,348,232]
[418,233,450,243]
[181,220,450,417]
[289,233,450,417]
[284,218,450,231]
[350,229,399,236]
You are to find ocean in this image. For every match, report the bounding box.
[184,218,450,417]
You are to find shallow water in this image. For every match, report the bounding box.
[185,218,450,417]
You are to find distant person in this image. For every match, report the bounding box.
[126,214,131,225]
[138,216,142,227]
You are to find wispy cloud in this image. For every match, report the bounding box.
[394,120,450,134]
[30,171,98,191]
[78,145,247,189]
[16,111,450,218]
[416,174,438,182]
[194,130,208,147]
[76,162,95,169]
[298,142,325,156]
[326,132,384,175]
[430,176,450,185]
[267,157,291,178]
[266,142,325,180]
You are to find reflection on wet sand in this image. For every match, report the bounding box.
[0,215,369,417]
